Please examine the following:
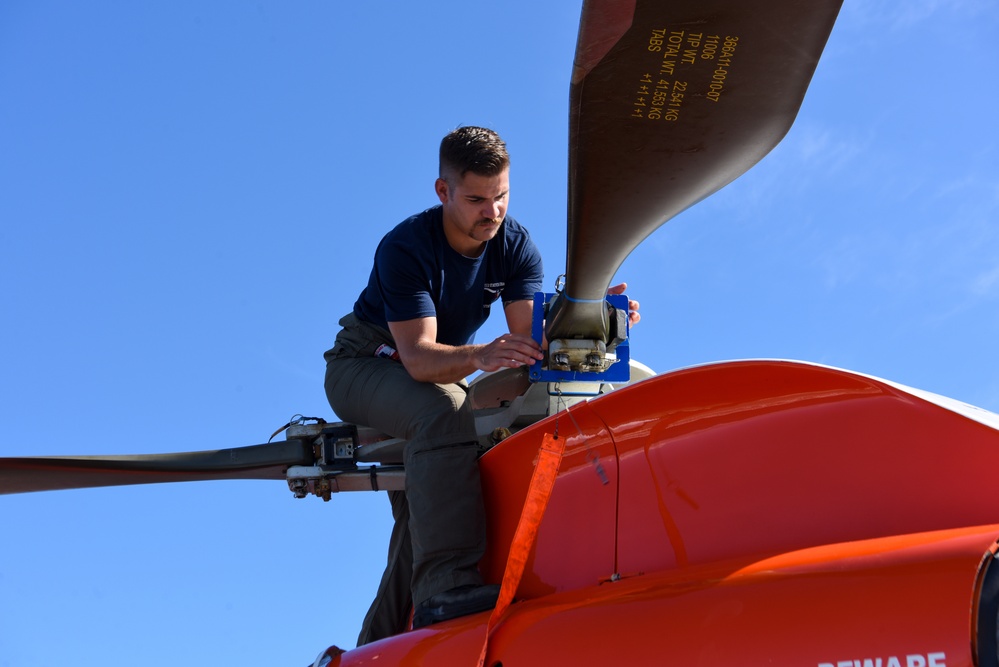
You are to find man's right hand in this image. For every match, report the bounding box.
[388,317,543,384]
[475,333,544,373]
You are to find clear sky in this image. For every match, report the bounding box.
[1,1,997,665]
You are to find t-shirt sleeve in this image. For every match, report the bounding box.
[374,235,438,323]
[502,229,544,305]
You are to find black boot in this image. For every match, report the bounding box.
[412,584,501,628]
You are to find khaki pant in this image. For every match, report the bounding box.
[324,314,487,646]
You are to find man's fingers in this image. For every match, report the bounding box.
[488,333,544,366]
[628,298,641,326]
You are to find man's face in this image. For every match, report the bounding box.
[436,168,510,257]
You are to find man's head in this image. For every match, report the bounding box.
[436,127,512,257]
[438,126,510,184]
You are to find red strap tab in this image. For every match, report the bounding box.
[477,432,565,667]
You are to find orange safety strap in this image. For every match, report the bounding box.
[476,431,565,667]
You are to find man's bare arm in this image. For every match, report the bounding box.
[388,316,543,384]
[503,299,535,337]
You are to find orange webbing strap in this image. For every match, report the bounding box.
[476,432,565,667]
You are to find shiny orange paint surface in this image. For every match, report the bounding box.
[328,360,999,665]
[485,526,995,666]
[484,361,999,596]
[333,527,997,666]
[479,395,619,596]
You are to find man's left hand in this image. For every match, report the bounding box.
[608,282,640,327]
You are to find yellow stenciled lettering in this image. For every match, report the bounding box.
[648,28,667,52]
[701,35,719,59]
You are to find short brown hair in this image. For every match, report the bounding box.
[439,126,510,181]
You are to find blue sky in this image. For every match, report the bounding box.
[1,0,997,664]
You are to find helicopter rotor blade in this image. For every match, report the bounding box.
[546,0,844,341]
[0,440,314,495]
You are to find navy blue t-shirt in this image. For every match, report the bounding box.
[353,206,543,346]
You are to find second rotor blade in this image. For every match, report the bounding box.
[0,440,314,495]
[548,0,843,341]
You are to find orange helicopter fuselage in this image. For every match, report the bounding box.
[329,360,999,665]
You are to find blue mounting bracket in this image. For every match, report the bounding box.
[529,292,631,384]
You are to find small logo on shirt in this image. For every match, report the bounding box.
[483,282,505,312]
[484,282,505,303]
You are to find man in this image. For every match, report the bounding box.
[324,126,546,645]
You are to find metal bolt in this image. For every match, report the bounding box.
[289,480,307,499]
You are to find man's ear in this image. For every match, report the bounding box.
[434,177,449,204]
